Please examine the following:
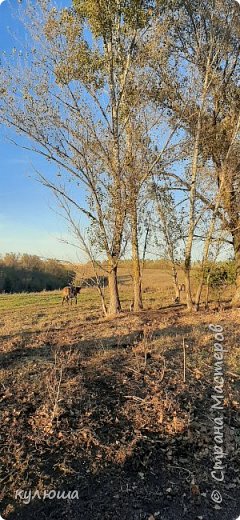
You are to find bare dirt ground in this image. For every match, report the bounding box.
[0,274,239,520]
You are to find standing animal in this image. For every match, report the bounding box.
[62,285,81,305]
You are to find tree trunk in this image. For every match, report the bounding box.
[184,57,211,313]
[108,262,121,315]
[131,205,143,311]
[153,182,180,303]
[205,273,211,309]
[184,262,193,311]
[96,285,108,316]
[194,195,221,311]
[231,228,240,307]
[132,256,143,312]
[172,266,180,301]
[195,276,204,311]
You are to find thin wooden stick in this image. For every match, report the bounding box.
[183,338,186,383]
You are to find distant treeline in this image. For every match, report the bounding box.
[0,253,74,293]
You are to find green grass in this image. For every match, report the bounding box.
[0,292,60,310]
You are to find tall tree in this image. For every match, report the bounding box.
[0,0,155,314]
[150,180,184,301]
[164,0,240,306]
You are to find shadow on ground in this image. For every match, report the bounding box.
[1,308,239,520]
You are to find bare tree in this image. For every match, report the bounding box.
[164,0,240,307]
[0,0,156,315]
[150,180,184,301]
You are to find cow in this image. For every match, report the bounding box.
[62,285,81,305]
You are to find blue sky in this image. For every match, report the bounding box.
[0,0,80,261]
[1,1,236,264]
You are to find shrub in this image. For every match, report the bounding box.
[203,261,236,288]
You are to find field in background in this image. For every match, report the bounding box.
[0,267,239,520]
[0,265,234,339]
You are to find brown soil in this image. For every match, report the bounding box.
[0,305,239,520]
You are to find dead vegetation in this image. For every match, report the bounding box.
[0,281,239,519]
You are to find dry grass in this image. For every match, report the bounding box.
[0,270,239,520]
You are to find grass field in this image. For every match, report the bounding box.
[0,269,239,520]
